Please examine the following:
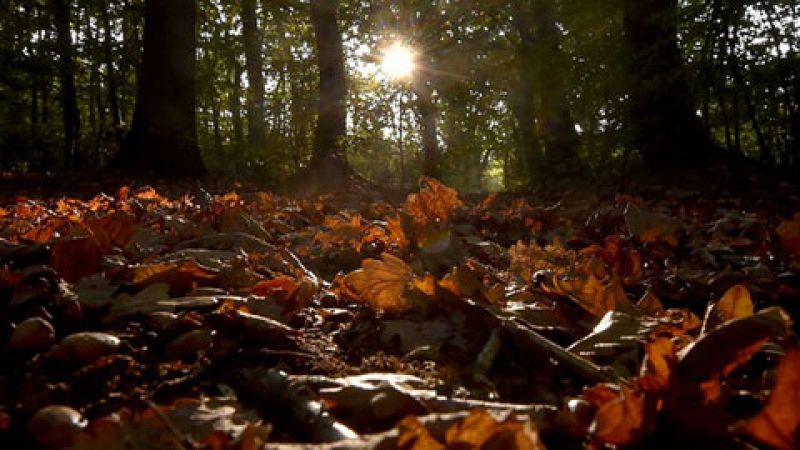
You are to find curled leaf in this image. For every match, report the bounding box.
[405,177,463,230]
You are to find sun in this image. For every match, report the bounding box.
[381,43,416,80]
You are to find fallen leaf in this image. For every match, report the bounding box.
[345,253,413,311]
[744,347,800,450]
[405,177,463,230]
[589,385,647,445]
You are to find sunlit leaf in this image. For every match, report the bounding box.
[344,253,413,311]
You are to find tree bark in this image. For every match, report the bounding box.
[414,75,440,178]
[53,0,81,170]
[101,0,123,149]
[623,0,711,168]
[229,61,245,153]
[530,0,579,172]
[241,0,267,154]
[308,0,350,184]
[118,0,205,177]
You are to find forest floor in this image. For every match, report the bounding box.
[1,170,800,449]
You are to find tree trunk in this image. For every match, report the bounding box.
[101,0,123,149]
[510,7,541,180]
[118,0,205,177]
[230,62,245,153]
[623,0,711,168]
[241,0,267,154]
[531,0,579,172]
[53,0,81,170]
[308,0,350,185]
[414,75,440,178]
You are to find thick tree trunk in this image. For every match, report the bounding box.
[623,0,711,168]
[308,0,350,184]
[241,0,267,154]
[414,75,440,178]
[118,0,205,177]
[53,0,81,170]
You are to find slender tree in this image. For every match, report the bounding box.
[52,0,81,169]
[101,0,123,149]
[118,0,205,176]
[241,0,266,154]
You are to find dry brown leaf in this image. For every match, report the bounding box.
[397,416,445,450]
[642,337,677,391]
[776,212,800,255]
[590,385,646,445]
[744,347,800,450]
[444,409,544,450]
[624,203,681,246]
[405,177,463,230]
[716,284,754,321]
[345,253,413,311]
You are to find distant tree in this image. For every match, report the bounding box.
[623,0,711,167]
[118,0,205,177]
[307,0,350,188]
[509,0,580,180]
[241,0,267,155]
[52,0,81,169]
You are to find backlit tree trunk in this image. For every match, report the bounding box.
[118,0,205,177]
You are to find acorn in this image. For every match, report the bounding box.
[8,317,56,353]
[164,329,213,360]
[51,332,121,364]
[28,405,86,449]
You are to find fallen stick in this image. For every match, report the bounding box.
[501,316,620,384]
[233,367,359,443]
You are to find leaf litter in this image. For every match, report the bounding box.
[0,178,799,449]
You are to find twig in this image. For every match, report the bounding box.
[502,317,620,384]
[232,367,359,443]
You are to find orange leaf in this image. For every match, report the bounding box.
[590,385,646,445]
[396,416,444,450]
[344,254,412,311]
[405,177,463,230]
[445,409,543,449]
[716,284,754,321]
[744,348,800,450]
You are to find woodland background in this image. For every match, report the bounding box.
[0,0,798,190]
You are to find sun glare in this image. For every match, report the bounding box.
[381,43,416,80]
